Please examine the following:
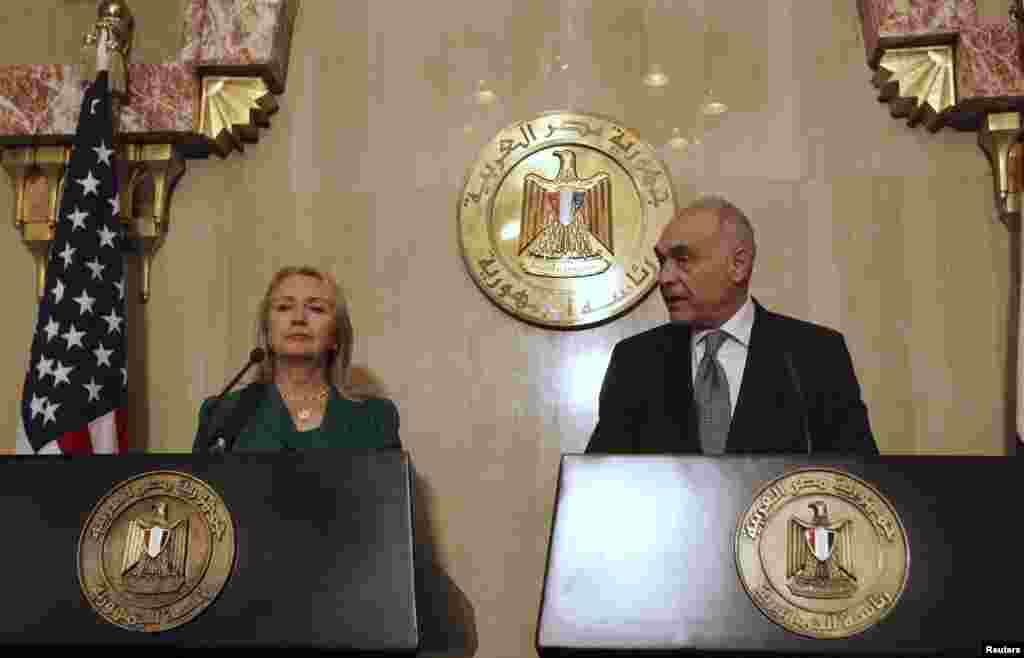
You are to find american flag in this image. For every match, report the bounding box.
[16,70,128,454]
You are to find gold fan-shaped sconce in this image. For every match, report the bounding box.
[199,77,279,158]
[874,45,956,131]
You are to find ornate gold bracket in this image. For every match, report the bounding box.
[118,144,186,302]
[978,112,1023,228]
[3,143,185,302]
[3,146,68,300]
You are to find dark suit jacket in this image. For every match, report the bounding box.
[586,299,878,455]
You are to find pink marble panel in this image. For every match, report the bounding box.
[0,65,83,137]
[859,0,1024,100]
[121,63,198,134]
[0,0,294,140]
[876,0,972,36]
[0,63,196,138]
[195,0,290,68]
[958,23,1024,98]
[178,0,211,65]
[858,0,884,57]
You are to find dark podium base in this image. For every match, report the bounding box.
[537,454,1023,657]
[0,451,418,652]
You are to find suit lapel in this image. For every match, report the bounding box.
[726,300,779,452]
[664,323,699,452]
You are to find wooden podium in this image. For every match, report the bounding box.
[0,450,419,652]
[537,454,1023,656]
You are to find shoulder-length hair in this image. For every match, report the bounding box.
[255,265,368,401]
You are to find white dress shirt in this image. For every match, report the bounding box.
[691,295,755,418]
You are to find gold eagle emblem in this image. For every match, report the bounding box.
[120,501,189,594]
[787,501,856,599]
[735,468,909,639]
[519,149,613,277]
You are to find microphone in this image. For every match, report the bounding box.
[783,352,812,456]
[205,348,266,453]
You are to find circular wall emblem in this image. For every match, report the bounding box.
[735,468,909,639]
[77,471,236,632]
[458,111,677,328]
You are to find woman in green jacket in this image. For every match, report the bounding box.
[194,265,401,452]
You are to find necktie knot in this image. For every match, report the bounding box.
[703,330,728,358]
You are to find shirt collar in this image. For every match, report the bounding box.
[692,294,755,349]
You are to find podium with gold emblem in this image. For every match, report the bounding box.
[536,454,1022,655]
[0,451,419,651]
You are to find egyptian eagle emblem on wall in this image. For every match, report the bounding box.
[120,501,190,595]
[787,501,857,599]
[518,149,613,278]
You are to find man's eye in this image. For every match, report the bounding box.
[274,305,291,312]
[310,306,326,313]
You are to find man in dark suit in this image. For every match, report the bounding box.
[586,196,878,455]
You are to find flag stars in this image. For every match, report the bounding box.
[73,289,96,315]
[52,361,73,387]
[35,356,53,381]
[77,170,100,196]
[84,378,103,402]
[85,258,106,280]
[43,318,60,342]
[102,308,124,334]
[21,72,127,452]
[93,140,113,166]
[29,394,47,420]
[41,400,60,425]
[67,206,89,230]
[52,279,66,304]
[98,225,117,249]
[61,324,86,350]
[58,243,76,269]
[93,342,114,367]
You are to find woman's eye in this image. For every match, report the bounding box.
[310,306,325,313]
[274,305,291,312]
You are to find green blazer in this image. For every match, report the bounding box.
[193,383,401,452]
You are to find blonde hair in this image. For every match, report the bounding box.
[255,265,367,401]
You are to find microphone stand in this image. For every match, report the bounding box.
[205,348,265,454]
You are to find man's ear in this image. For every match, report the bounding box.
[731,246,753,284]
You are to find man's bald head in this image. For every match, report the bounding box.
[654,196,757,327]
[684,195,756,279]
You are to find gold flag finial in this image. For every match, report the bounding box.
[81,1,134,96]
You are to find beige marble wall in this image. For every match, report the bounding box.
[0,0,1013,654]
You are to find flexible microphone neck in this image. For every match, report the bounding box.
[205,348,265,453]
[784,352,812,456]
